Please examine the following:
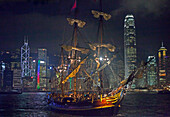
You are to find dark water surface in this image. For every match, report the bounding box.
[117,92,170,117]
[0,92,169,117]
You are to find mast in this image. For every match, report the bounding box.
[73,21,77,98]
[92,0,111,97]
[67,0,86,98]
[61,47,64,97]
[99,0,103,95]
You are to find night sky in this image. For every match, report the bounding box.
[0,0,169,63]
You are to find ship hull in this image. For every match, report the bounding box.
[49,103,120,116]
[48,90,125,116]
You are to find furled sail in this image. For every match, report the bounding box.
[89,43,115,52]
[92,10,111,21]
[62,56,88,84]
[67,18,86,28]
[62,45,89,54]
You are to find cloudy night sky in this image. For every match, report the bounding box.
[0,0,169,63]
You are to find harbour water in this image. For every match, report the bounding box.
[0,92,169,117]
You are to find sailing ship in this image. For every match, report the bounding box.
[47,0,152,116]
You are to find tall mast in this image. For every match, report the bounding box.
[73,21,77,98]
[92,0,111,96]
[73,0,78,98]
[61,47,64,97]
[97,0,103,56]
[67,0,86,98]
[99,0,103,95]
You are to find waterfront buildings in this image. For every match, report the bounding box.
[0,51,15,90]
[124,14,137,88]
[13,69,22,90]
[3,70,13,91]
[158,42,167,86]
[0,47,53,91]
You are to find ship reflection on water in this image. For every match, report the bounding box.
[0,92,169,117]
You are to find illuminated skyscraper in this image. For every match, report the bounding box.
[21,38,34,91]
[158,42,167,86]
[21,38,31,77]
[147,56,157,86]
[124,15,137,88]
[37,48,47,90]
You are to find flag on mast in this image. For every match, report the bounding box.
[71,0,77,11]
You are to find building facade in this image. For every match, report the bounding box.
[147,56,158,87]
[3,70,13,90]
[124,14,137,88]
[13,69,22,90]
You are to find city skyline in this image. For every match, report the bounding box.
[0,1,169,116]
[0,0,169,62]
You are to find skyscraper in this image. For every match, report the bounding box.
[147,56,157,86]
[158,42,167,86]
[21,39,31,77]
[124,15,137,88]
[21,38,34,91]
[37,48,47,90]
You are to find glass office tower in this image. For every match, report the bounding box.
[124,14,137,88]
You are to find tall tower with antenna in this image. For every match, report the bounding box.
[21,37,31,77]
[124,14,137,88]
[158,42,167,87]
